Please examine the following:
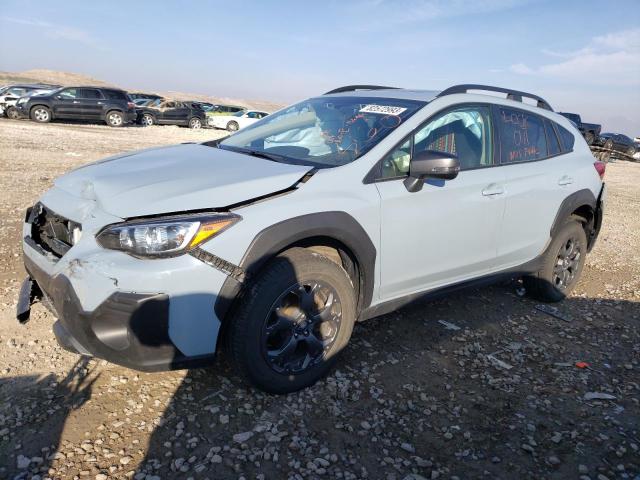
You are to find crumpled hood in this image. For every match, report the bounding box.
[54,144,313,218]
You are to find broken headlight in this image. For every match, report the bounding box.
[96,213,240,258]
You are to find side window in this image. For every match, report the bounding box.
[556,124,575,152]
[497,107,547,163]
[414,105,493,170]
[7,87,28,96]
[544,119,561,156]
[79,88,103,99]
[379,105,493,179]
[59,88,78,99]
[104,90,126,100]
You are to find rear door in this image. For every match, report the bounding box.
[494,106,574,269]
[376,104,506,299]
[78,88,105,119]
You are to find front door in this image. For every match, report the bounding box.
[375,104,506,300]
[53,88,83,118]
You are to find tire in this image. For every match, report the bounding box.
[524,219,587,302]
[106,110,124,127]
[584,132,595,145]
[226,121,239,132]
[604,139,613,150]
[188,117,202,129]
[6,106,20,120]
[30,106,51,123]
[140,113,155,127]
[626,146,635,157]
[226,247,356,394]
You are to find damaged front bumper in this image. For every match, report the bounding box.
[17,190,231,371]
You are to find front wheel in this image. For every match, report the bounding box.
[6,106,20,120]
[226,121,239,132]
[524,220,587,302]
[188,117,202,129]
[140,113,155,126]
[226,248,356,394]
[106,111,124,127]
[30,106,51,123]
[626,146,635,157]
[604,139,613,150]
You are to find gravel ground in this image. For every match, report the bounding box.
[0,118,638,480]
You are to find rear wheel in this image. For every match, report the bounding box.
[106,110,124,127]
[6,106,19,120]
[189,117,202,129]
[30,106,51,123]
[524,220,587,302]
[226,120,239,132]
[626,146,635,157]
[227,248,356,394]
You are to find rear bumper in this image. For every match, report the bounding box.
[23,254,216,371]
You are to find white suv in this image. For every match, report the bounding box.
[18,84,606,393]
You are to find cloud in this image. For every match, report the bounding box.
[0,16,105,49]
[509,28,640,86]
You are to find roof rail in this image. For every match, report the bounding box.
[324,85,399,95]
[437,84,553,111]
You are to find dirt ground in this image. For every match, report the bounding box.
[0,118,638,480]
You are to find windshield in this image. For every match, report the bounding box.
[219,96,425,168]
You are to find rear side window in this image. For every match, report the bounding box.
[103,90,127,101]
[556,124,575,152]
[497,107,547,163]
[544,119,561,156]
[79,88,103,99]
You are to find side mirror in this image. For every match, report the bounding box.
[403,150,460,192]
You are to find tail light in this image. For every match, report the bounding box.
[593,161,606,180]
[127,102,136,110]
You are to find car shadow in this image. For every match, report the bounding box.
[0,357,97,478]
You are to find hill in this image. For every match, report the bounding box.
[0,69,283,112]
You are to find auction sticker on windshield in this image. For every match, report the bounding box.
[359,104,407,115]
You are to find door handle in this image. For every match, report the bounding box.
[97,101,104,105]
[558,176,574,186]
[482,184,505,196]
[72,100,80,104]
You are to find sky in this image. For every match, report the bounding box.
[0,0,639,135]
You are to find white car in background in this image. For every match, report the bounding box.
[208,110,270,132]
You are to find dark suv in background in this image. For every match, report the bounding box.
[17,86,138,127]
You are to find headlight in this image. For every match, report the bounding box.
[96,213,240,258]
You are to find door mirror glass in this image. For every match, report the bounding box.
[404,151,460,192]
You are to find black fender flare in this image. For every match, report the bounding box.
[550,188,601,250]
[214,211,376,322]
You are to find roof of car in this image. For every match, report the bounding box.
[323,88,440,102]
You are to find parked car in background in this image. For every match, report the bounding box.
[17,86,137,127]
[17,84,606,393]
[210,104,246,115]
[558,112,601,145]
[208,109,270,131]
[129,92,163,102]
[595,132,637,157]
[0,83,60,118]
[136,99,206,128]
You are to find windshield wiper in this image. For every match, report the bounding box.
[230,147,288,163]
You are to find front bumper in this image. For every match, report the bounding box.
[18,191,231,371]
[22,254,218,371]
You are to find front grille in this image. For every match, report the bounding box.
[27,203,81,258]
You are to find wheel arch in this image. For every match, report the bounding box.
[214,211,376,324]
[550,188,599,251]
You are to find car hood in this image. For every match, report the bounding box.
[54,143,313,218]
